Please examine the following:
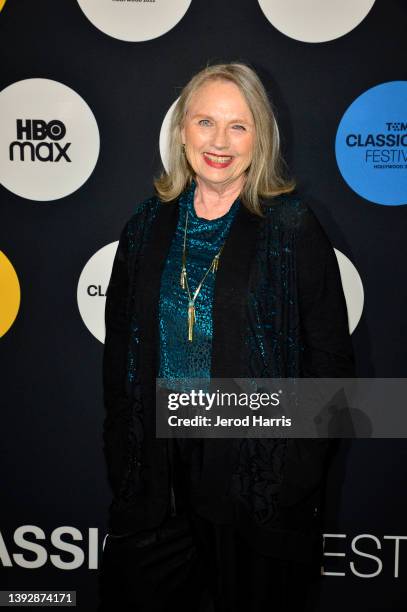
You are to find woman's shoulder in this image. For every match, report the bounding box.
[125,193,161,234]
[260,190,312,231]
[262,190,321,240]
[261,191,334,255]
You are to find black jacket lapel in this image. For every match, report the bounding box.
[211,203,261,378]
[136,199,179,416]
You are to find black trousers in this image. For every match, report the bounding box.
[97,441,318,611]
[97,507,318,612]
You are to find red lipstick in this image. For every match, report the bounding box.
[203,152,233,169]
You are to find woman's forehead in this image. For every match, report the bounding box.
[186,80,253,119]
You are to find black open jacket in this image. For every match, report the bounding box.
[102,187,355,563]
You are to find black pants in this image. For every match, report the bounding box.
[97,510,205,612]
[98,439,317,611]
[97,508,316,612]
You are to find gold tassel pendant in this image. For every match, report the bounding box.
[212,254,220,273]
[188,299,195,342]
[180,266,187,289]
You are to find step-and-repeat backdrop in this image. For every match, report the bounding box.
[1,1,406,609]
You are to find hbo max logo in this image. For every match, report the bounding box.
[0,78,99,201]
[9,119,71,163]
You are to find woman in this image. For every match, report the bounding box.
[98,63,354,611]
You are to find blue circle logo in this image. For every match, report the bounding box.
[335,81,407,206]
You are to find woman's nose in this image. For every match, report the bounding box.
[211,126,229,149]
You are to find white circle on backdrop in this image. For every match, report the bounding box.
[159,98,179,172]
[0,79,100,201]
[77,241,118,343]
[257,0,376,43]
[77,0,192,42]
[334,248,364,334]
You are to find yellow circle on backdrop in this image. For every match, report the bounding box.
[0,0,7,13]
[0,250,21,337]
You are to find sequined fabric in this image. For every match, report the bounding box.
[158,180,240,385]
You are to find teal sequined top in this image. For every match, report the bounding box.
[158,180,240,385]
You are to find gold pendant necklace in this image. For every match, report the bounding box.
[180,209,224,342]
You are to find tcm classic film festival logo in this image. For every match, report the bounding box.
[1,525,406,578]
[0,79,99,201]
[336,81,407,206]
[77,242,119,343]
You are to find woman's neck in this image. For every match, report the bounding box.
[193,176,243,220]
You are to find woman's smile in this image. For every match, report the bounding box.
[203,152,234,168]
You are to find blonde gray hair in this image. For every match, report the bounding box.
[154,62,296,216]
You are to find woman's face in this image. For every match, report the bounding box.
[181,79,255,191]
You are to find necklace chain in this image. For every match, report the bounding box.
[180,209,224,342]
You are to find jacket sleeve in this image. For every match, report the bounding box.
[102,221,133,497]
[296,205,355,378]
[279,204,355,508]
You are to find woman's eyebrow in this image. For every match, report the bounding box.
[191,113,251,124]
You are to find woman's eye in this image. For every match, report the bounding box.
[198,119,211,126]
[232,124,246,131]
